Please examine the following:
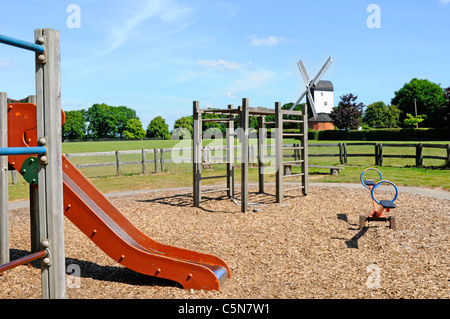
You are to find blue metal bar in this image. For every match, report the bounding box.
[0,147,46,156]
[0,34,44,53]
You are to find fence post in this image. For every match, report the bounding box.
[446,144,450,168]
[0,92,9,265]
[141,149,147,174]
[11,170,17,185]
[378,143,383,166]
[416,143,423,167]
[154,149,159,172]
[115,151,121,175]
[343,143,347,165]
[160,148,165,172]
[375,143,380,166]
[339,143,343,164]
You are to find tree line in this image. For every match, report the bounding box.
[63,78,450,141]
[331,78,450,131]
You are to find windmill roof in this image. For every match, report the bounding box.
[313,80,333,92]
[309,113,333,122]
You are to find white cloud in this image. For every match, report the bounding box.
[225,69,275,95]
[440,0,450,4]
[100,0,192,55]
[250,35,287,47]
[197,59,251,71]
[0,59,14,69]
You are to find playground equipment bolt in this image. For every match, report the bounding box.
[42,257,51,266]
[38,137,47,146]
[41,240,50,248]
[39,155,48,164]
[36,37,45,45]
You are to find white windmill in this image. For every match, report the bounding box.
[290,57,333,118]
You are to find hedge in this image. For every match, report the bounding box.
[313,128,450,141]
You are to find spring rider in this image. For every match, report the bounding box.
[359,168,398,230]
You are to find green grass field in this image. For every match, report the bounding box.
[6,139,449,202]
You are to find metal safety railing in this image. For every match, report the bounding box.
[0,34,45,53]
[0,249,48,274]
[0,146,47,156]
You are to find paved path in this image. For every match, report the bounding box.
[8,182,449,211]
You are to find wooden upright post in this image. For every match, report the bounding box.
[240,98,249,212]
[257,116,265,193]
[0,92,9,265]
[275,102,283,203]
[193,101,202,207]
[226,105,234,198]
[34,28,66,299]
[301,104,308,195]
[27,95,40,253]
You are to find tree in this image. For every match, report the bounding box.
[173,116,193,136]
[391,78,447,128]
[403,113,426,128]
[330,94,364,130]
[86,103,139,139]
[363,101,401,128]
[62,110,87,140]
[86,103,114,139]
[146,116,170,140]
[112,106,139,138]
[383,104,402,128]
[123,118,145,139]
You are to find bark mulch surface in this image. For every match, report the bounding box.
[1,186,448,299]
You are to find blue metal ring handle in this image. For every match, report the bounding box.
[360,168,383,188]
[371,180,398,205]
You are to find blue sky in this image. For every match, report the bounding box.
[0,0,449,129]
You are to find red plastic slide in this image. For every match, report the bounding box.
[62,156,230,291]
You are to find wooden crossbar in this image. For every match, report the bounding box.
[201,188,230,194]
[201,175,229,180]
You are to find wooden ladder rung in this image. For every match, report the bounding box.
[283,146,304,150]
[201,175,229,180]
[283,173,304,178]
[282,133,304,137]
[201,188,230,194]
[284,186,305,192]
[283,160,304,165]
[282,120,304,124]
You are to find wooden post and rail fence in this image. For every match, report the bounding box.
[36,142,447,178]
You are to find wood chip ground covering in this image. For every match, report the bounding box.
[1,186,448,299]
